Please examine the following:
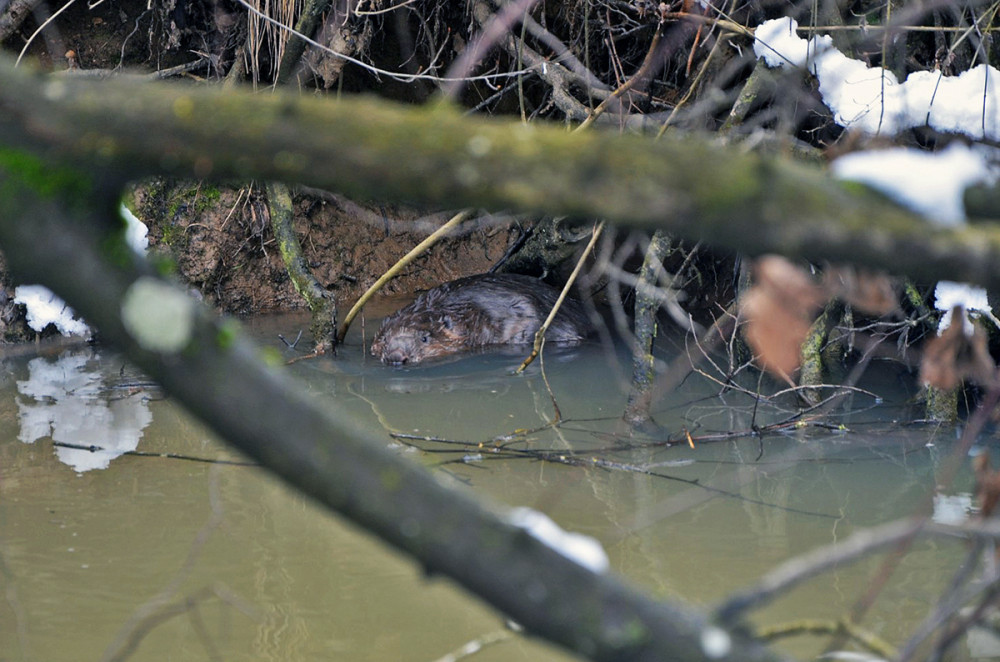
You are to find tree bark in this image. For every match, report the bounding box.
[266,181,336,351]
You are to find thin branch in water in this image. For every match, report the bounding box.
[337,208,472,343]
[52,441,257,466]
[278,329,304,348]
[429,628,514,662]
[515,220,604,373]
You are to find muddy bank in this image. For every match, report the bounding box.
[134,180,524,316]
[0,179,534,343]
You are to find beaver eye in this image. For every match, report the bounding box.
[420,333,431,343]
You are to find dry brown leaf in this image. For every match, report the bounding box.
[975,452,1000,518]
[920,306,996,390]
[740,256,825,379]
[754,255,827,310]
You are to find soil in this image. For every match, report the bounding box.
[0,177,524,343]
[134,180,522,317]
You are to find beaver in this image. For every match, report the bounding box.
[371,273,594,365]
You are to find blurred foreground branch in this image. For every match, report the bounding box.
[0,164,785,662]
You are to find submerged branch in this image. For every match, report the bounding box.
[337,208,472,344]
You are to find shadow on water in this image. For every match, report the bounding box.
[0,316,996,661]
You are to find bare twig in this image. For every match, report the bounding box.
[233,0,531,84]
[442,0,540,99]
[576,29,662,131]
[716,516,1000,625]
[429,629,514,662]
[516,10,610,92]
[336,209,472,343]
[757,619,897,659]
[515,220,604,374]
[15,0,78,66]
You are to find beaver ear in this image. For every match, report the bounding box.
[441,314,453,330]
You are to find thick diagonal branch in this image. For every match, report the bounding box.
[0,163,786,662]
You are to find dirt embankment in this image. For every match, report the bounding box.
[0,179,524,342]
[134,180,522,316]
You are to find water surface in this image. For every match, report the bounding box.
[0,316,991,661]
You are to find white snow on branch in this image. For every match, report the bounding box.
[508,507,609,573]
[831,144,994,225]
[933,280,1000,334]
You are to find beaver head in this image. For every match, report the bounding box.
[371,313,465,365]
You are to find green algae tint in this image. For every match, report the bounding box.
[0,147,92,203]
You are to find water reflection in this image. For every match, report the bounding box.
[0,326,992,662]
[15,350,155,472]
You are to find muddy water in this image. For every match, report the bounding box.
[0,314,993,662]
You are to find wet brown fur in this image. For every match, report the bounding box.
[371,274,594,365]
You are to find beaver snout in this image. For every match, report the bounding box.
[371,327,428,365]
[382,350,410,365]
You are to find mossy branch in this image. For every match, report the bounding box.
[2,54,1000,290]
[266,181,336,352]
[622,229,671,429]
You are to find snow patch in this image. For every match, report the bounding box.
[13,285,89,336]
[933,280,997,334]
[13,203,149,337]
[831,144,994,225]
[754,17,1000,140]
[508,507,609,573]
